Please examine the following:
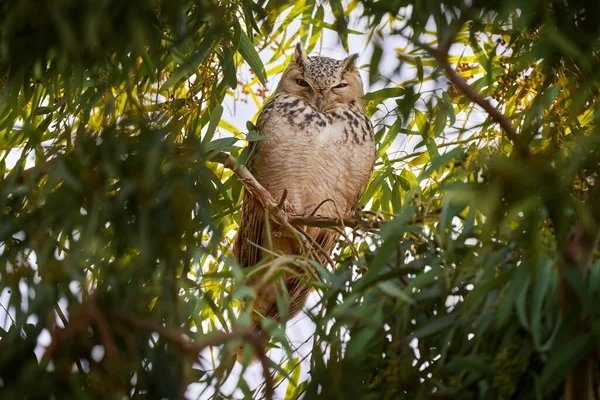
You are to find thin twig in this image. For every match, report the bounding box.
[117,312,274,400]
[333,226,361,261]
[302,228,336,268]
[287,214,383,230]
[209,152,307,247]
[309,198,335,217]
[412,39,528,158]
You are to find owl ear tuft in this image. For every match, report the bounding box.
[343,54,359,71]
[294,42,310,68]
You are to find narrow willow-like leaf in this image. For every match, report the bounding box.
[238,29,267,85]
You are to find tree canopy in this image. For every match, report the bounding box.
[2,0,600,399]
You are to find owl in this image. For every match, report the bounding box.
[233,43,376,358]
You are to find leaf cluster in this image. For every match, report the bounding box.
[2,0,600,399]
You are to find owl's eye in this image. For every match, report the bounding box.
[296,79,310,87]
[334,83,348,88]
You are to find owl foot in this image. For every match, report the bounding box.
[277,189,295,213]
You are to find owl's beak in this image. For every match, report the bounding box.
[316,90,324,112]
[316,95,324,112]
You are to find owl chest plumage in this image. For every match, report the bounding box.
[233,46,377,360]
[234,80,375,336]
[252,94,375,217]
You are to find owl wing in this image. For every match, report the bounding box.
[353,116,377,206]
[232,98,276,268]
[233,190,264,268]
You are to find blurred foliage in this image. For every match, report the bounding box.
[2,0,600,399]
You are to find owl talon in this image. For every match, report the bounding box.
[278,189,289,212]
[283,201,291,213]
[279,200,294,213]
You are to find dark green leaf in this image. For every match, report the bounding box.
[239,29,267,85]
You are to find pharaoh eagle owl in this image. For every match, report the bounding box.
[234,43,376,353]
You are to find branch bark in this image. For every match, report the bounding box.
[118,312,274,400]
[209,151,442,232]
[209,152,308,246]
[416,41,529,158]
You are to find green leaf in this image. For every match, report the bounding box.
[360,168,389,205]
[442,91,456,126]
[377,121,400,159]
[346,328,377,359]
[539,333,593,393]
[246,131,267,142]
[160,38,217,91]
[378,281,415,304]
[433,101,448,137]
[530,259,554,350]
[308,6,325,51]
[562,264,591,313]
[514,265,531,330]
[363,87,406,102]
[545,85,561,103]
[420,147,464,180]
[446,355,494,375]
[291,381,308,399]
[407,265,443,291]
[220,45,238,89]
[397,174,411,191]
[202,105,223,144]
[365,207,417,278]
[369,44,383,86]
[206,137,237,155]
[411,314,456,339]
[400,169,418,191]
[284,359,301,400]
[239,29,267,85]
[330,0,348,51]
[202,291,229,332]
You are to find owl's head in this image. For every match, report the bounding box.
[275,43,364,113]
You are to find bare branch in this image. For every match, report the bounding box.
[118,312,274,400]
[289,208,442,230]
[415,41,528,158]
[288,214,383,230]
[210,154,445,233]
[209,152,307,247]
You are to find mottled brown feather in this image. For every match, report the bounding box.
[234,45,376,361]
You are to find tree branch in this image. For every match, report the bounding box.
[210,152,423,231]
[209,152,308,248]
[210,153,445,234]
[287,214,383,230]
[117,312,274,400]
[415,40,529,158]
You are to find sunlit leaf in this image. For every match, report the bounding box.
[238,28,267,85]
